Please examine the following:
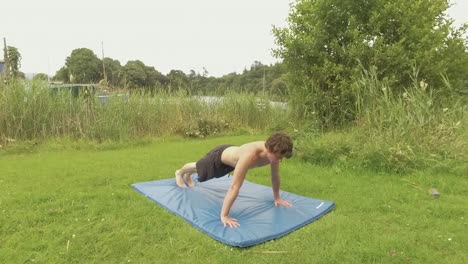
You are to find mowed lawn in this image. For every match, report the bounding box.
[0,135,466,263]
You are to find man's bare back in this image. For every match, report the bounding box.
[221,141,272,169]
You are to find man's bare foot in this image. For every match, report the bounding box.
[183,173,195,187]
[175,170,187,188]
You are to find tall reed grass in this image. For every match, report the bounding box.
[3,76,466,174]
[294,68,468,173]
[0,80,290,143]
[354,68,467,160]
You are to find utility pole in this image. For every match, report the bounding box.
[101,41,107,85]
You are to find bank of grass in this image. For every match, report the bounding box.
[293,127,468,176]
[1,135,467,263]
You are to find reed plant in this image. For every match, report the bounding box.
[0,80,291,144]
[294,68,467,173]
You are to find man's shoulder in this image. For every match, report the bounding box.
[239,141,265,152]
[243,141,265,148]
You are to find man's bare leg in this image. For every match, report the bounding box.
[175,162,197,188]
[175,170,187,188]
[183,173,195,187]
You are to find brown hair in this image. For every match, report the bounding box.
[265,132,293,158]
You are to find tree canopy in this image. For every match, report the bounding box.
[3,46,22,78]
[65,48,102,83]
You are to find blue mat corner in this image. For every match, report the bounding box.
[132,175,334,247]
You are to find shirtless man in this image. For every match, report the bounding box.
[174,132,293,228]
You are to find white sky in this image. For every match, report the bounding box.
[2,0,467,77]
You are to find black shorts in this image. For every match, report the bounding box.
[196,144,235,182]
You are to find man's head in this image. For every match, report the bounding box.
[265,132,293,160]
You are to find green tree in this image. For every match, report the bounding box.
[270,77,288,97]
[5,46,22,78]
[32,73,49,81]
[122,60,148,88]
[167,70,189,89]
[102,58,123,87]
[17,71,26,79]
[54,66,69,82]
[273,0,468,127]
[145,66,168,87]
[65,48,102,83]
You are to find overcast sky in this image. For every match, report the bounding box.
[2,0,467,77]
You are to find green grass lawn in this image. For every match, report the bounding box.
[1,135,467,263]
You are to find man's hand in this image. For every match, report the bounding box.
[221,215,240,228]
[274,199,292,207]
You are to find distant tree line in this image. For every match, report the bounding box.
[51,48,288,96]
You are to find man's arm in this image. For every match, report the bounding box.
[271,161,292,207]
[220,154,253,228]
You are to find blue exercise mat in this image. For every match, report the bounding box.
[132,175,334,247]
